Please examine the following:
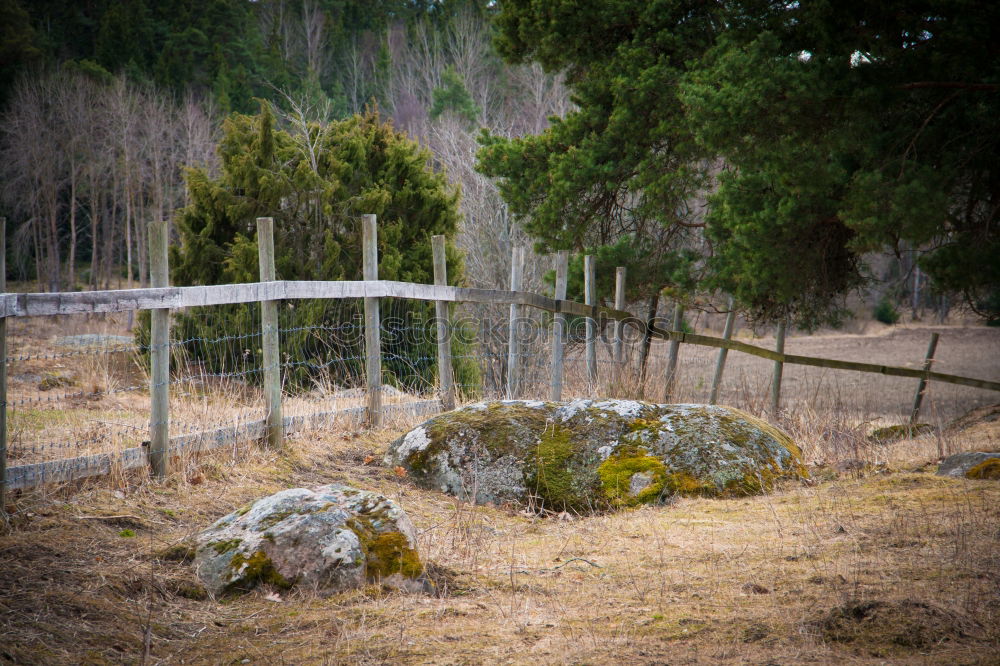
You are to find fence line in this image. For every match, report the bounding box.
[0,281,633,320]
[4,399,441,491]
[647,326,999,392]
[2,213,999,499]
[7,279,993,393]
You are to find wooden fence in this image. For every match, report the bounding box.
[1,215,998,508]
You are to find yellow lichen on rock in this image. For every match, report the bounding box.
[965,458,1000,480]
[597,445,668,506]
[227,550,292,590]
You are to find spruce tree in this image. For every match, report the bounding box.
[166,105,465,392]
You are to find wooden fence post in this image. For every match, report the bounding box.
[584,255,597,385]
[432,235,455,411]
[770,320,787,418]
[257,217,282,449]
[708,296,736,405]
[0,217,7,512]
[614,267,626,367]
[664,302,684,402]
[363,214,382,427]
[910,332,940,424]
[148,220,170,478]
[550,251,569,401]
[507,245,525,397]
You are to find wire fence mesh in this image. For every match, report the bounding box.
[6,312,148,469]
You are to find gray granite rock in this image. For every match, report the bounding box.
[194,484,424,597]
[937,451,1000,479]
[385,399,806,511]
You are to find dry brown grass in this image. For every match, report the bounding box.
[2,407,1000,664]
[3,312,999,663]
[4,312,429,466]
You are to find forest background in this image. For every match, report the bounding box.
[0,0,569,306]
[0,0,997,331]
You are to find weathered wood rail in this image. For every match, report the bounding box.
[0,280,634,321]
[647,327,1000,392]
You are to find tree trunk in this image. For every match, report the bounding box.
[137,205,146,289]
[68,169,77,289]
[103,187,116,289]
[125,182,133,289]
[46,198,61,292]
[89,172,100,289]
[32,203,43,290]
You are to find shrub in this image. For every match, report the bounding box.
[873,298,900,325]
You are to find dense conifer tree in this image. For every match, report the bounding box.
[480,0,1000,325]
[169,105,464,389]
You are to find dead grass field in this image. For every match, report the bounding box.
[2,315,999,664]
[2,404,1000,664]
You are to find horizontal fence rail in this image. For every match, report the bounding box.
[647,327,1000,393]
[0,281,633,321]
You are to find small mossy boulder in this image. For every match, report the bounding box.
[37,372,76,391]
[936,451,1000,480]
[869,423,934,444]
[194,485,425,597]
[385,400,807,511]
[966,458,1000,479]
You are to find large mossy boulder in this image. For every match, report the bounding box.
[385,400,807,511]
[194,485,425,597]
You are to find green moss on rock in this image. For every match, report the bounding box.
[387,400,807,512]
[347,515,422,582]
[425,402,551,459]
[366,532,423,580]
[210,539,242,555]
[529,424,585,508]
[227,551,292,591]
[598,445,668,506]
[966,458,1000,480]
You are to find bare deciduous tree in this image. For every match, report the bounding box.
[0,70,218,291]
